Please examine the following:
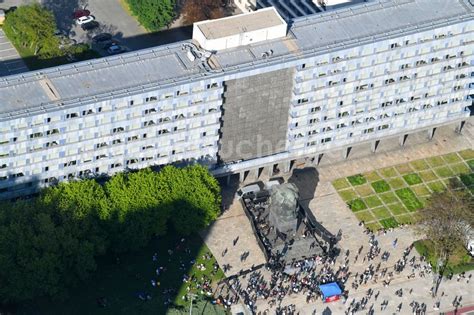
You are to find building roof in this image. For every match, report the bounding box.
[0,0,473,121]
[195,7,286,39]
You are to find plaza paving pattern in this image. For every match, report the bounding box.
[203,119,474,314]
[332,149,474,231]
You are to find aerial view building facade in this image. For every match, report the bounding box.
[0,0,473,199]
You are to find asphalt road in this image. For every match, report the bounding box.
[0,29,28,76]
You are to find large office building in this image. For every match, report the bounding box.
[0,0,473,199]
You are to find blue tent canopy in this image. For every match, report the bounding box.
[318,282,342,298]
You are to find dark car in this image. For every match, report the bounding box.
[107,44,125,55]
[81,21,99,31]
[92,33,112,43]
[73,9,90,19]
[103,40,121,50]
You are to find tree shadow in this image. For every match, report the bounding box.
[42,0,89,35]
[13,196,226,314]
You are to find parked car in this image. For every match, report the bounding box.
[103,41,121,50]
[81,21,99,31]
[107,44,124,55]
[76,15,94,25]
[72,9,90,19]
[235,181,264,199]
[92,33,112,44]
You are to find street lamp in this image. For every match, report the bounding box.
[188,293,197,315]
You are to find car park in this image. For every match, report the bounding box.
[76,15,95,25]
[81,21,99,31]
[92,33,112,44]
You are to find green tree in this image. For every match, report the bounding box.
[3,4,63,59]
[126,0,175,31]
[105,169,170,252]
[416,187,474,295]
[0,179,112,303]
[0,164,221,302]
[168,165,221,234]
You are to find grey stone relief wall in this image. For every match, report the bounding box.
[218,68,295,163]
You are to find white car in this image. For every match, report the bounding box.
[76,15,94,25]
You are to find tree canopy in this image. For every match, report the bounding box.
[416,187,474,262]
[126,0,175,31]
[0,165,221,303]
[3,4,61,59]
[415,185,473,294]
[181,0,225,25]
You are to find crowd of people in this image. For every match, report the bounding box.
[214,224,470,315]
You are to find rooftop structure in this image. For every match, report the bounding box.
[193,7,287,50]
[1,0,471,121]
[313,0,369,11]
[234,0,321,20]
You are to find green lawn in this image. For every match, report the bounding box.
[419,170,438,182]
[388,202,408,215]
[339,189,358,201]
[427,180,446,193]
[355,210,376,223]
[333,151,473,231]
[458,149,474,160]
[410,159,430,171]
[379,192,399,204]
[380,217,399,229]
[372,206,391,220]
[348,198,367,212]
[396,214,416,225]
[347,174,367,186]
[442,153,462,164]
[450,163,470,175]
[363,171,381,182]
[395,188,423,211]
[411,184,431,196]
[434,166,455,178]
[468,160,474,171]
[426,156,446,167]
[380,167,398,178]
[18,233,225,315]
[403,173,422,185]
[414,240,474,275]
[332,178,350,190]
[354,184,374,197]
[395,164,413,175]
[363,195,382,208]
[371,180,390,193]
[388,178,406,189]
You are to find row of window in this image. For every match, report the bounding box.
[291,96,465,139]
[295,59,468,100]
[299,30,460,70]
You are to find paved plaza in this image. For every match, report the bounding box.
[201,119,474,314]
